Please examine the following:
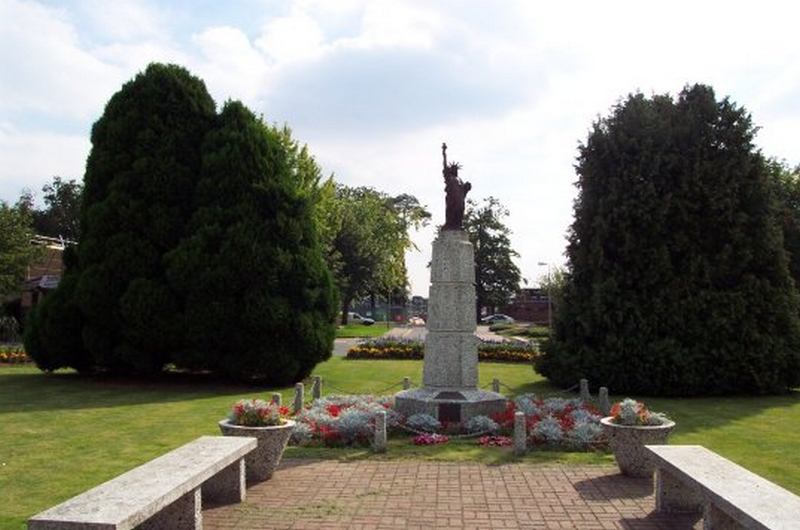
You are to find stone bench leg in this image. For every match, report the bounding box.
[703,503,745,530]
[140,487,201,530]
[202,457,247,504]
[654,468,704,513]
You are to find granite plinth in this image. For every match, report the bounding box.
[396,228,506,423]
[422,331,479,388]
[394,387,506,423]
[427,283,477,331]
[430,231,475,284]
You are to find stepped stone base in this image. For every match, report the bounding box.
[395,387,507,423]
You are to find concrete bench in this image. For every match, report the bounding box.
[28,435,257,530]
[645,445,800,529]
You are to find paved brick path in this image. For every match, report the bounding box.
[203,459,702,529]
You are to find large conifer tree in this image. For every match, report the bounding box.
[537,84,800,395]
[27,63,216,373]
[166,101,337,383]
[26,64,337,382]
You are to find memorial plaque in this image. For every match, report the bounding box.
[438,402,461,423]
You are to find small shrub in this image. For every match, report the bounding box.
[334,408,376,445]
[566,422,603,450]
[513,394,543,417]
[530,415,564,445]
[464,415,499,434]
[289,421,314,445]
[609,398,670,426]
[292,394,397,447]
[405,413,441,433]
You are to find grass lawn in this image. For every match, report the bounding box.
[335,322,394,338]
[2,359,799,530]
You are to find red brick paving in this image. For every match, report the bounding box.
[203,459,702,529]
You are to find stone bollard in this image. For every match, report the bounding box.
[514,411,526,456]
[579,378,590,401]
[403,376,411,390]
[599,387,611,416]
[270,393,282,406]
[293,382,304,414]
[312,376,322,401]
[373,410,387,453]
[492,378,500,393]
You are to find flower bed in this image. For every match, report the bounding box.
[290,395,400,447]
[495,394,606,450]
[0,345,29,364]
[346,339,424,360]
[346,338,538,363]
[288,393,605,452]
[477,341,539,363]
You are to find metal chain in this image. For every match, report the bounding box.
[321,380,409,396]
[394,421,497,440]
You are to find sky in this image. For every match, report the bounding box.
[2,0,800,297]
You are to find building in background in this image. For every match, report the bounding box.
[20,236,70,314]
[501,288,550,325]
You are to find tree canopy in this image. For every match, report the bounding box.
[768,160,800,288]
[537,84,800,396]
[324,185,429,323]
[25,63,337,383]
[463,196,521,318]
[0,201,39,298]
[18,177,83,241]
[165,101,337,383]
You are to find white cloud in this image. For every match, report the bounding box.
[3,0,800,296]
[255,11,325,64]
[191,26,269,103]
[0,121,89,200]
[76,0,169,44]
[357,1,440,50]
[0,0,117,120]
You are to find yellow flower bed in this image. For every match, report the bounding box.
[347,339,539,363]
[0,345,29,364]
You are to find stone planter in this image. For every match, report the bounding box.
[218,419,295,482]
[600,417,675,478]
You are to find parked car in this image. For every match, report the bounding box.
[480,314,515,324]
[408,316,426,326]
[347,312,375,326]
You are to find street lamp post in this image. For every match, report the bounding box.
[537,262,552,328]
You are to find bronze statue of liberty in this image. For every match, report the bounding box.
[441,142,471,230]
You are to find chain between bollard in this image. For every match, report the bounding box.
[306,379,413,397]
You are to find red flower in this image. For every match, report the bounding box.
[477,435,513,447]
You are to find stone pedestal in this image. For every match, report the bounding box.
[395,230,505,423]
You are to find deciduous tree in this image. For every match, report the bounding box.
[463,197,521,318]
[326,186,429,323]
[0,201,39,297]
